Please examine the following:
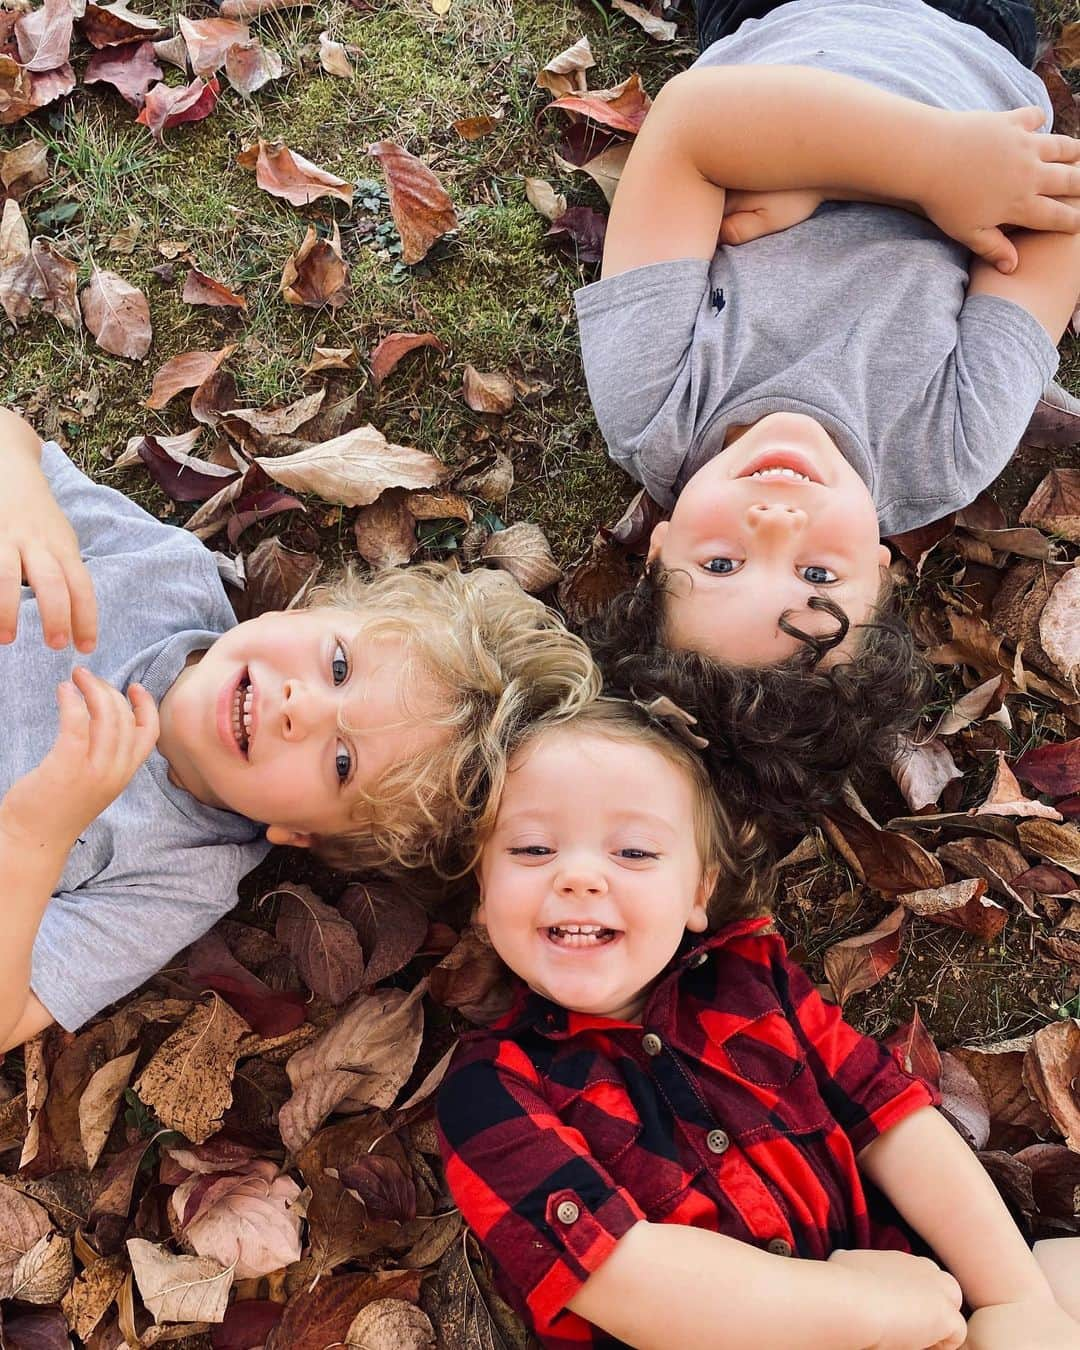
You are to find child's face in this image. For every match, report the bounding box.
[649,413,891,665]
[156,607,447,845]
[477,729,715,1023]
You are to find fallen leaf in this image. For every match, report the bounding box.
[611,0,676,40]
[1036,49,1080,137]
[429,927,515,1023]
[80,268,152,358]
[15,0,74,72]
[331,1154,416,1222]
[126,1239,231,1324]
[937,836,1035,911]
[1022,1019,1080,1149]
[951,1037,1053,1147]
[900,877,1006,941]
[0,138,48,198]
[451,448,513,503]
[145,344,236,409]
[933,675,1006,737]
[1058,20,1080,67]
[278,983,425,1153]
[1015,738,1080,797]
[225,390,324,436]
[172,1161,302,1279]
[822,906,906,1005]
[536,35,594,98]
[182,267,246,309]
[83,37,162,106]
[337,882,430,988]
[224,39,282,95]
[274,883,366,1005]
[9,1230,73,1304]
[824,801,946,892]
[1019,468,1080,544]
[134,996,252,1143]
[368,140,457,266]
[187,930,307,1038]
[266,1271,421,1350]
[353,488,416,568]
[890,735,963,811]
[884,1009,941,1088]
[452,113,500,140]
[0,1185,52,1299]
[238,139,353,206]
[318,30,353,77]
[280,223,349,309]
[136,75,219,142]
[973,752,1062,820]
[462,365,514,414]
[545,205,607,264]
[556,139,631,207]
[61,1254,127,1341]
[238,537,319,617]
[152,31,187,69]
[213,1300,284,1350]
[0,52,37,126]
[0,235,79,328]
[1017,819,1080,873]
[524,177,567,222]
[1038,564,1080,683]
[557,534,635,626]
[79,1049,139,1170]
[0,198,29,270]
[345,1299,434,1349]
[254,425,445,507]
[481,522,561,592]
[370,331,444,388]
[80,0,161,49]
[178,14,248,75]
[547,73,652,135]
[939,1051,990,1150]
[304,345,356,374]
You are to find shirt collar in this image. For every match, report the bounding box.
[495,915,775,1041]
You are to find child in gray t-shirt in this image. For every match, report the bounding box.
[0,408,598,1049]
[576,0,1080,831]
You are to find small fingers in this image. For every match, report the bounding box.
[62,556,98,655]
[0,542,22,644]
[127,683,161,759]
[1039,131,1080,163]
[1014,104,1049,133]
[970,226,1018,273]
[23,545,73,650]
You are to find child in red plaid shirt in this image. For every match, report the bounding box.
[437,698,1080,1350]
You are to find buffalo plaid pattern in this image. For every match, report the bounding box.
[437,916,938,1349]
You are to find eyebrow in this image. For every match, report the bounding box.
[495,809,679,837]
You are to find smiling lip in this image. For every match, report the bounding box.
[216,668,248,758]
[541,925,622,954]
[737,450,825,485]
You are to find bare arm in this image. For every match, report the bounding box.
[566,1219,965,1350]
[0,829,65,1049]
[966,216,1080,343]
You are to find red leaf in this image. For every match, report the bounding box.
[83,39,161,108]
[211,1299,284,1350]
[332,1154,417,1221]
[545,206,607,264]
[187,931,307,1038]
[547,73,653,134]
[135,433,239,502]
[182,267,246,309]
[822,906,906,1005]
[0,1305,72,1350]
[273,883,365,1005]
[265,1271,422,1350]
[369,331,444,388]
[368,140,457,265]
[225,489,306,548]
[1015,738,1080,798]
[80,0,161,50]
[137,75,219,142]
[884,1009,942,1090]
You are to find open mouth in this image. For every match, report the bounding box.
[230,670,254,757]
[738,451,823,485]
[544,924,620,949]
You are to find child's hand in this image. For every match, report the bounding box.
[962,1298,1080,1349]
[925,106,1080,273]
[1,447,97,652]
[0,669,159,856]
[719,189,825,245]
[828,1249,966,1349]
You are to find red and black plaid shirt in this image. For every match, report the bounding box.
[437,916,938,1349]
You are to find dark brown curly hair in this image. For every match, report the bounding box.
[580,562,933,842]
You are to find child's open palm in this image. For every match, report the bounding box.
[0,668,159,856]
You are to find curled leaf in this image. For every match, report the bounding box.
[368,140,457,265]
[480,522,561,593]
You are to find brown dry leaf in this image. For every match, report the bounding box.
[338,882,431,988]
[429,927,515,1024]
[900,877,1007,942]
[0,53,37,126]
[462,365,514,414]
[547,74,653,135]
[951,1037,1053,1144]
[107,217,142,253]
[974,752,1062,821]
[934,675,1006,737]
[10,1230,73,1304]
[367,140,457,266]
[239,538,319,617]
[178,15,248,75]
[15,0,74,72]
[370,331,444,388]
[80,268,152,359]
[137,75,220,142]
[278,983,425,1154]
[145,344,236,409]
[0,138,48,198]
[126,1239,231,1324]
[62,1254,127,1341]
[238,139,353,206]
[884,1009,942,1088]
[0,198,29,270]
[172,1162,302,1279]
[1020,468,1080,544]
[453,113,500,140]
[939,1052,990,1149]
[304,345,356,374]
[267,1270,422,1350]
[481,522,561,593]
[536,35,594,98]
[280,223,349,309]
[611,0,676,40]
[254,425,445,508]
[81,0,162,49]
[524,177,567,222]
[353,488,416,569]
[0,235,79,329]
[822,906,906,1005]
[273,883,366,1005]
[182,267,246,309]
[453,448,513,503]
[1059,21,1080,67]
[890,735,963,811]
[225,390,324,436]
[318,30,353,77]
[345,1299,435,1349]
[557,534,635,627]
[1021,1019,1080,1149]
[823,801,945,893]
[1017,819,1080,873]
[152,32,187,69]
[133,996,252,1143]
[1038,564,1080,683]
[556,140,631,207]
[0,1184,52,1299]
[224,39,282,95]
[924,610,1008,680]
[79,1048,139,1170]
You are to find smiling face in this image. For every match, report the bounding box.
[477,728,716,1023]
[650,413,891,665]
[155,607,448,846]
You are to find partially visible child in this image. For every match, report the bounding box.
[0,407,599,1051]
[437,697,1080,1350]
[575,0,1080,821]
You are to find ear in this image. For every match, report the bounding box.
[265,824,314,849]
[877,543,892,570]
[686,868,719,933]
[647,519,669,565]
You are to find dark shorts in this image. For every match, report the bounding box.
[694,0,1038,68]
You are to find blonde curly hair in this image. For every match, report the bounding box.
[300,564,601,878]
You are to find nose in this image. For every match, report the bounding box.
[280,678,334,742]
[744,501,808,539]
[554,855,609,899]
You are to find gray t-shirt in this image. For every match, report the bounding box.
[574,0,1060,535]
[3,444,269,1030]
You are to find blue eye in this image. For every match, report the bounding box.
[799,565,838,584]
[331,640,349,685]
[335,741,352,784]
[703,558,743,575]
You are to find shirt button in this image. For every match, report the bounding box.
[689,951,708,968]
[641,1033,663,1056]
[767,1238,793,1257]
[556,1200,580,1225]
[706,1129,730,1155]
